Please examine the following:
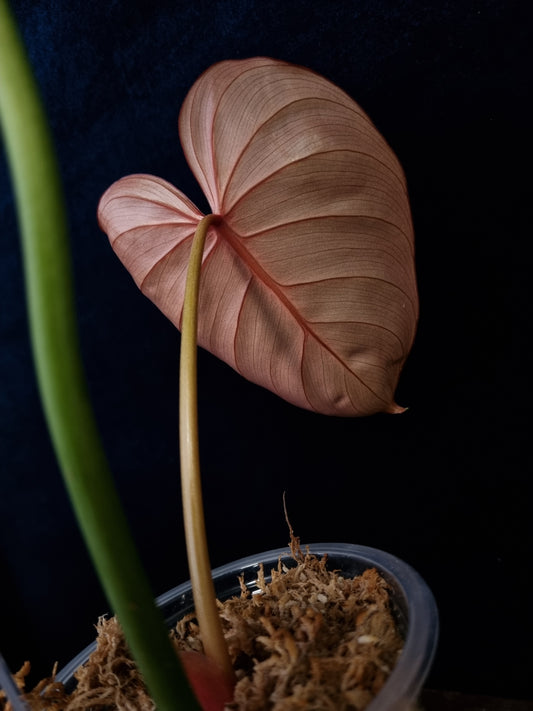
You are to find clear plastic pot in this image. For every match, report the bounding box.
[57,543,438,710]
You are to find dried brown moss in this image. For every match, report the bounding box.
[3,545,402,711]
[0,662,67,711]
[0,619,154,711]
[174,544,403,710]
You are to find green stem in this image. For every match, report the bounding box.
[0,3,199,709]
[180,215,235,683]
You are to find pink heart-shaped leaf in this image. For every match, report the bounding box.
[98,57,418,416]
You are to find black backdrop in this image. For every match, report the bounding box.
[1,0,529,701]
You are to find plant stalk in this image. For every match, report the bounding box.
[0,2,199,708]
[179,214,235,684]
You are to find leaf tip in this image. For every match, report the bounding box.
[385,402,409,415]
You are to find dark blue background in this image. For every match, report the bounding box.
[1,0,528,700]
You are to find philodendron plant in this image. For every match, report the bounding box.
[97,53,418,700]
[0,2,417,709]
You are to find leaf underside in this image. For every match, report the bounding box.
[98,57,418,416]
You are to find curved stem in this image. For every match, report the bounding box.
[0,3,199,709]
[180,215,235,684]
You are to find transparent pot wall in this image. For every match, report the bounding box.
[58,543,439,711]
